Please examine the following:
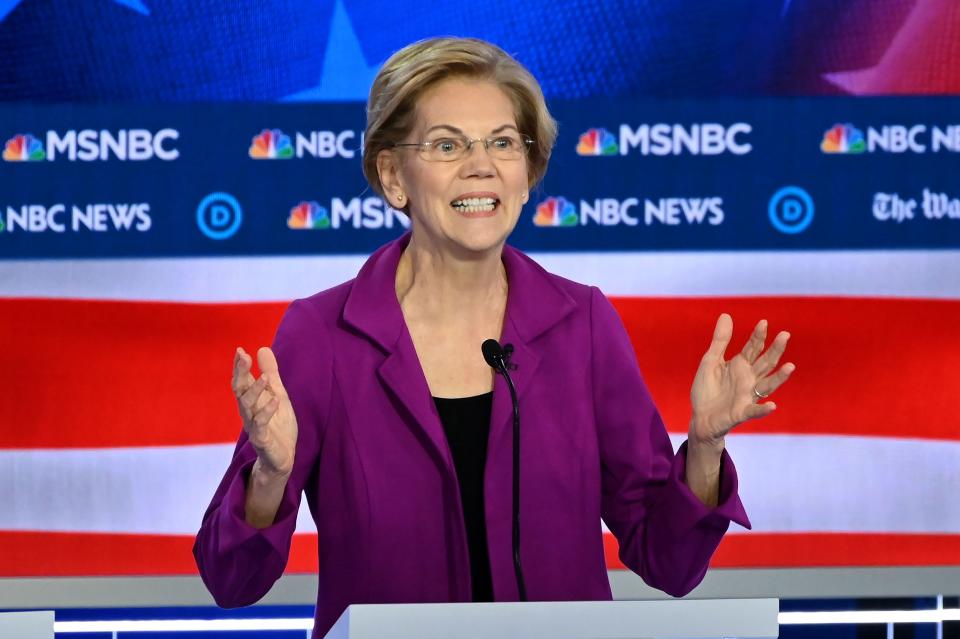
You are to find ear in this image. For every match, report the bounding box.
[376,149,407,209]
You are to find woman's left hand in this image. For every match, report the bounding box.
[689,314,795,450]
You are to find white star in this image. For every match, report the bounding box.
[823,0,955,94]
[0,0,24,21]
[284,0,381,101]
[112,0,149,15]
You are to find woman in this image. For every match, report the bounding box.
[194,37,794,638]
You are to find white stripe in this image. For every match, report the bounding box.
[55,618,314,633]
[669,433,960,534]
[779,609,960,624]
[1,250,959,301]
[2,435,958,535]
[0,444,316,535]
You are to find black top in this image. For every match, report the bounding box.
[432,391,494,602]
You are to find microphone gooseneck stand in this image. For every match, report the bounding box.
[481,338,527,602]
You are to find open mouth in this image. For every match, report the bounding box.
[450,197,499,214]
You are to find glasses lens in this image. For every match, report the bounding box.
[489,135,524,159]
[423,137,466,162]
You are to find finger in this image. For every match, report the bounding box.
[258,347,279,375]
[738,319,767,364]
[705,313,733,360]
[238,375,268,417]
[743,401,776,421]
[252,395,281,429]
[232,348,255,396]
[753,331,791,376]
[755,362,796,397]
[252,384,276,413]
[258,347,289,397]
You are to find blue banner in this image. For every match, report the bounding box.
[2,98,959,259]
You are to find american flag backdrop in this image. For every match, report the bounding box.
[2,247,958,577]
[1,0,960,586]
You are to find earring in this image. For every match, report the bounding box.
[521,192,528,203]
[396,193,405,205]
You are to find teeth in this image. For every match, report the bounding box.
[456,205,495,213]
[451,197,498,214]
[451,197,497,207]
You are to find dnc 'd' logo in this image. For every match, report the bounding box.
[820,124,865,154]
[576,128,618,156]
[249,128,294,159]
[3,134,46,161]
[287,201,331,229]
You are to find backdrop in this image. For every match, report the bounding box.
[1,0,958,579]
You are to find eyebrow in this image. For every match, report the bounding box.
[423,124,520,136]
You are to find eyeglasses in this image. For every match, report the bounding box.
[392,133,534,162]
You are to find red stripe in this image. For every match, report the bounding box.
[1,531,956,577]
[1,296,958,448]
[602,532,960,569]
[0,531,319,577]
[609,296,960,441]
[705,532,960,568]
[2,298,286,448]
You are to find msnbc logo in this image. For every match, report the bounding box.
[576,128,618,156]
[288,201,331,229]
[249,129,294,159]
[3,134,45,161]
[821,124,865,154]
[533,197,578,227]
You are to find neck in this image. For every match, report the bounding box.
[395,232,508,321]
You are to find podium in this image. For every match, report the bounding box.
[324,598,779,639]
[0,611,54,639]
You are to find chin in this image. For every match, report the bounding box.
[455,234,508,256]
[448,224,512,256]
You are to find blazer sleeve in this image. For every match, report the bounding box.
[589,286,751,597]
[193,299,330,607]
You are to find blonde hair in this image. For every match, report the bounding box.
[363,37,557,197]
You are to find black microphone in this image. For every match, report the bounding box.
[481,338,527,602]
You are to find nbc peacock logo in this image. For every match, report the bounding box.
[576,128,618,156]
[533,197,578,227]
[3,134,46,161]
[821,124,866,154]
[249,128,294,159]
[287,201,331,229]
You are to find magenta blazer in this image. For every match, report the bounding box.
[194,232,751,638]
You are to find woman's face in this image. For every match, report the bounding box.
[382,77,530,257]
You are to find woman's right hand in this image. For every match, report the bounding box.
[232,346,298,479]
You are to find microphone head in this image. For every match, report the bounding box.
[481,338,503,369]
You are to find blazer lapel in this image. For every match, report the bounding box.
[342,233,455,475]
[377,331,456,473]
[487,245,577,452]
[487,321,539,452]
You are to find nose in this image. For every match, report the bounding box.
[459,140,496,179]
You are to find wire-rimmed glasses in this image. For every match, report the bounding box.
[393,133,534,162]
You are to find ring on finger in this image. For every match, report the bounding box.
[753,385,770,400]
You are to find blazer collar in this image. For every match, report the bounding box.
[342,231,577,352]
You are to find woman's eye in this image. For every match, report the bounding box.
[434,139,460,153]
[492,137,514,149]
